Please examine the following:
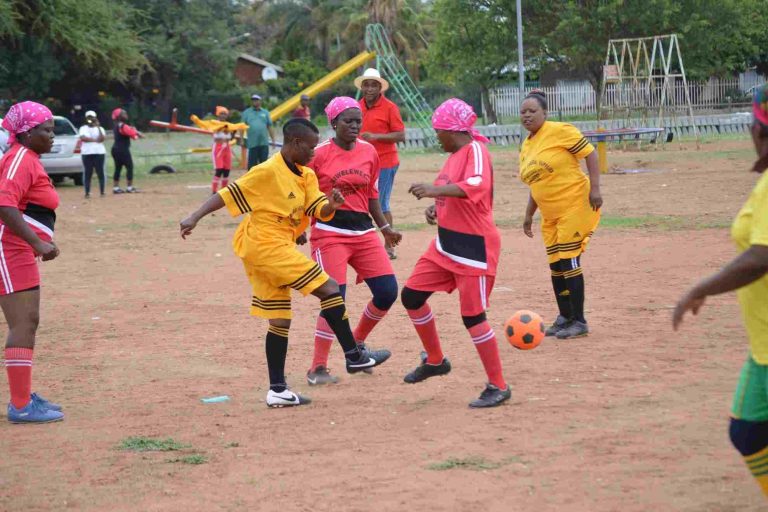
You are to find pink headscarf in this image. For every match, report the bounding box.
[325,96,360,125]
[1,101,53,144]
[431,98,489,143]
[111,108,124,121]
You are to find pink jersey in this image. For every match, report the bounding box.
[424,140,500,276]
[309,138,380,239]
[0,144,59,242]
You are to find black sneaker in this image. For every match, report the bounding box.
[545,315,570,337]
[404,357,451,383]
[556,320,588,339]
[358,343,374,374]
[468,383,511,408]
[346,346,391,374]
[306,365,340,386]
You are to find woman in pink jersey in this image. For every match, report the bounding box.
[402,98,510,408]
[306,97,402,385]
[0,102,63,423]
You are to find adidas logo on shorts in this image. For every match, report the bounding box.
[573,231,581,238]
[288,192,296,199]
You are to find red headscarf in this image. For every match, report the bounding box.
[431,98,489,143]
[1,101,53,144]
[111,108,124,121]
[324,96,360,125]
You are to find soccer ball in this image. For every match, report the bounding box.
[504,310,545,350]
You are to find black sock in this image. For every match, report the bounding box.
[550,261,572,319]
[266,325,289,392]
[564,272,586,323]
[320,293,360,359]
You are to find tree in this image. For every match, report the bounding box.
[426,0,517,123]
[0,0,146,100]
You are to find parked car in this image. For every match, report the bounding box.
[0,116,83,184]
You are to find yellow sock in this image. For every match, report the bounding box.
[744,445,768,496]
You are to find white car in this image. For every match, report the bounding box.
[0,116,84,185]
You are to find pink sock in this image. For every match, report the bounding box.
[468,322,506,389]
[310,316,334,371]
[407,304,444,364]
[221,178,229,188]
[353,302,388,344]
[5,347,32,409]
[211,176,220,193]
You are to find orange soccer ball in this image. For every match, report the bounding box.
[504,310,545,350]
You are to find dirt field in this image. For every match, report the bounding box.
[1,138,766,511]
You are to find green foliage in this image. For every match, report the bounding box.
[167,454,207,465]
[118,436,190,452]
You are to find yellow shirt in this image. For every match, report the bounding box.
[732,171,768,364]
[218,152,332,263]
[519,121,595,220]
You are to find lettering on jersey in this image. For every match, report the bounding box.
[520,159,554,185]
[331,168,369,196]
[435,173,451,208]
[288,206,304,227]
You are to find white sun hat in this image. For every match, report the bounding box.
[354,68,389,92]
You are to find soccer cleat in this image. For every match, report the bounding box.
[125,186,138,193]
[556,320,589,339]
[7,399,64,423]
[358,343,375,375]
[468,383,511,408]
[113,187,124,194]
[31,392,62,412]
[346,347,392,374]
[266,388,312,408]
[306,365,340,386]
[404,357,452,384]
[545,315,570,337]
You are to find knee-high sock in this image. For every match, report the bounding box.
[211,175,220,193]
[550,260,572,319]
[562,257,585,323]
[468,322,506,389]
[406,304,443,364]
[319,294,360,358]
[5,347,33,409]
[744,445,768,497]
[266,326,289,392]
[354,302,389,344]
[310,316,334,371]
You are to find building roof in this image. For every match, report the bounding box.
[237,53,284,73]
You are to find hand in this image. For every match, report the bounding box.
[589,187,603,211]
[180,216,198,239]
[34,240,59,261]
[409,183,439,200]
[137,132,145,139]
[327,188,345,210]
[360,132,376,141]
[425,204,437,225]
[672,290,707,331]
[382,226,402,247]
[296,233,308,245]
[523,216,534,238]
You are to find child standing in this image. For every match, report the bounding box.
[211,106,233,194]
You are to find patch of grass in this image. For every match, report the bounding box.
[225,442,240,448]
[167,454,207,465]
[599,215,685,229]
[427,457,503,471]
[397,222,431,231]
[118,436,190,452]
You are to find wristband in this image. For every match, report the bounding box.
[379,223,390,231]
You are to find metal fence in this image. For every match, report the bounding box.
[489,77,764,119]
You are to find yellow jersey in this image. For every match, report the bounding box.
[519,121,595,220]
[218,152,332,263]
[732,171,768,364]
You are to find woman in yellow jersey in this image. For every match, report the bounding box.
[519,90,603,339]
[673,85,768,498]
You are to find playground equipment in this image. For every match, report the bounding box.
[583,127,665,173]
[268,51,376,121]
[268,23,436,146]
[598,34,699,146]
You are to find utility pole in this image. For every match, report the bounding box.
[516,0,525,98]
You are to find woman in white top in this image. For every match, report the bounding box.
[78,110,107,198]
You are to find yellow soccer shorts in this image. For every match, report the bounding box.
[242,246,330,319]
[542,204,601,264]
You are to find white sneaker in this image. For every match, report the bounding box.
[266,388,311,408]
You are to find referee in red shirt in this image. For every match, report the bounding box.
[355,68,405,259]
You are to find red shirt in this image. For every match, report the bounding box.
[425,141,500,276]
[291,106,311,120]
[0,144,60,241]
[359,95,405,168]
[309,138,380,238]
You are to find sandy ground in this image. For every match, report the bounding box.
[0,138,766,511]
